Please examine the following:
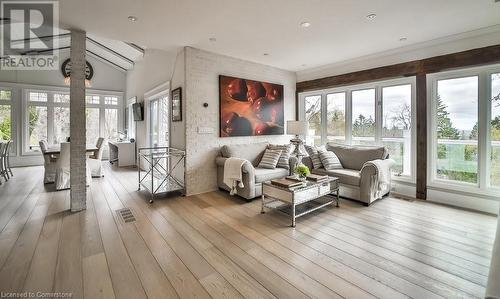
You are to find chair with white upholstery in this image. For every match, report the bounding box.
[39,140,56,184]
[55,142,91,190]
[0,142,8,183]
[88,137,105,177]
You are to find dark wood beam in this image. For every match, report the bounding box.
[416,73,427,200]
[297,44,500,93]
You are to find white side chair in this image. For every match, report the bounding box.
[55,142,91,190]
[39,140,56,184]
[88,137,104,177]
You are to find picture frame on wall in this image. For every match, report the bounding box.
[219,75,284,137]
[171,87,182,122]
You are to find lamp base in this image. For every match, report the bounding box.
[290,135,304,165]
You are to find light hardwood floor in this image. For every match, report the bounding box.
[0,164,497,298]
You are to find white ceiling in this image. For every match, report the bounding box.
[59,0,500,72]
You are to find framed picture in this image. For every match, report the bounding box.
[171,87,182,122]
[219,75,284,137]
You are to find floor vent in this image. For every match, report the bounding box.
[117,208,136,223]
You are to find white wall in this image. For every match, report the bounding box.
[125,49,178,152]
[184,47,297,195]
[297,25,500,82]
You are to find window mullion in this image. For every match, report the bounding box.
[376,86,383,145]
[320,93,327,145]
[346,91,352,145]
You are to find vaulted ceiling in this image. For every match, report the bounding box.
[31,0,500,71]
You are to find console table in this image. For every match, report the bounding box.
[261,177,339,227]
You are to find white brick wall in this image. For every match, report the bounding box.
[184,47,296,195]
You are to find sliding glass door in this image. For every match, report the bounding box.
[149,95,169,148]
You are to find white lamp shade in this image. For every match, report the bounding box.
[287,121,309,136]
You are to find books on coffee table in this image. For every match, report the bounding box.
[306,174,329,182]
[271,178,304,188]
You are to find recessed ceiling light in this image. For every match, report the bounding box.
[263,53,269,56]
[128,16,137,22]
[300,22,311,28]
[366,13,377,20]
[399,37,408,42]
[209,37,217,42]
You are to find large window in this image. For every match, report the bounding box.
[23,89,122,154]
[304,95,322,146]
[491,73,500,187]
[382,84,412,175]
[429,65,500,194]
[435,76,478,184]
[0,89,12,142]
[352,89,375,145]
[326,93,346,143]
[300,78,415,179]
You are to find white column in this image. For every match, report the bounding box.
[70,30,87,212]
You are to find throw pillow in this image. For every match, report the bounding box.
[268,144,291,170]
[304,145,325,169]
[258,148,282,169]
[319,151,343,170]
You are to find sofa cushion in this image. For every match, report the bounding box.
[304,145,325,169]
[258,148,282,169]
[312,168,361,186]
[319,150,343,170]
[255,167,289,183]
[221,142,269,166]
[326,143,387,171]
[268,144,291,169]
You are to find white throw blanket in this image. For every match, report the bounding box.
[363,159,396,197]
[223,158,248,195]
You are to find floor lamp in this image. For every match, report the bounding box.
[287,120,308,165]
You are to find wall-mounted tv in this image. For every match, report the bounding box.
[132,103,143,121]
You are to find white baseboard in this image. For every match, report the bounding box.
[428,188,500,215]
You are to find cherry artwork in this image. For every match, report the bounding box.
[220,75,284,137]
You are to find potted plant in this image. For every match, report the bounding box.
[294,165,310,181]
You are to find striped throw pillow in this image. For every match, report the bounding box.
[268,144,291,170]
[319,151,343,170]
[304,145,325,169]
[258,148,283,169]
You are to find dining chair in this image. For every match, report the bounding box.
[55,142,92,190]
[0,142,8,183]
[40,140,57,184]
[88,137,105,177]
[5,140,13,177]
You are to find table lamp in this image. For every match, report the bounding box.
[287,120,308,164]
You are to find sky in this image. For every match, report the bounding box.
[438,76,478,131]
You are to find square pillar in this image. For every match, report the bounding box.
[70,30,87,212]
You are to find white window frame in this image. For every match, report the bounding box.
[21,85,123,156]
[427,63,500,196]
[298,77,416,183]
[0,86,16,155]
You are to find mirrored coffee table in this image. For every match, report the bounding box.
[261,177,339,227]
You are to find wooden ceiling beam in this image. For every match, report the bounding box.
[297,44,500,93]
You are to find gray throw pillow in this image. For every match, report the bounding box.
[304,145,325,169]
[268,144,291,170]
[319,151,343,170]
[258,148,282,169]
